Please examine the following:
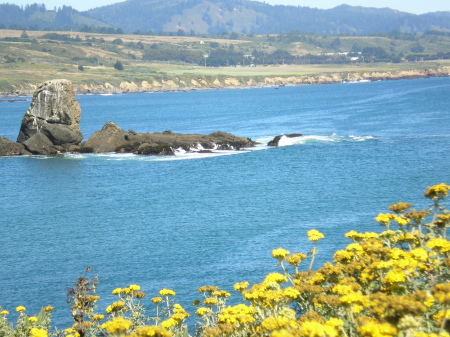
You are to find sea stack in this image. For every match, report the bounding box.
[17,79,83,155]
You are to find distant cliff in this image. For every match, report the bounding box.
[2,67,449,97]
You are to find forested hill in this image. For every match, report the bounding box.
[1,0,450,34]
[86,0,450,34]
[0,3,112,31]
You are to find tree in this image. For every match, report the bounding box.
[113,61,124,70]
[20,30,28,39]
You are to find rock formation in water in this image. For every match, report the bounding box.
[267,133,303,146]
[17,79,83,155]
[0,79,257,156]
[80,121,257,155]
[0,136,30,156]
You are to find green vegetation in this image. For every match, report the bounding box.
[1,1,450,36]
[0,183,449,337]
[0,28,449,94]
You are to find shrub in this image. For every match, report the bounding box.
[113,61,124,71]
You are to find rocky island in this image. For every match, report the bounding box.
[0,79,257,157]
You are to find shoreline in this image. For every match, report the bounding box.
[1,66,449,98]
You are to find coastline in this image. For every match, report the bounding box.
[1,66,449,98]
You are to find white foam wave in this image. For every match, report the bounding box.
[154,150,250,161]
[277,134,376,146]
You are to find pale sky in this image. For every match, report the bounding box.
[10,0,450,14]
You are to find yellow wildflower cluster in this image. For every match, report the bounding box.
[307,229,325,242]
[101,316,133,335]
[128,326,172,337]
[424,182,450,199]
[158,289,176,297]
[272,248,291,260]
[233,282,249,292]
[106,301,126,314]
[30,327,48,337]
[15,306,26,312]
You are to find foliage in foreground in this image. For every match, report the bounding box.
[1,183,450,337]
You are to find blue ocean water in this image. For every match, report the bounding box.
[0,77,449,327]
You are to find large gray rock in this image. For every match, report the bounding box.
[17,79,83,154]
[0,136,30,156]
[79,121,257,155]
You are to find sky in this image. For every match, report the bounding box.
[9,0,450,14]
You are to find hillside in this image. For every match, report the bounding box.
[86,0,450,35]
[0,3,112,31]
[0,29,450,96]
[1,0,450,35]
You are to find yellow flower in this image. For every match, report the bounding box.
[346,243,363,252]
[212,290,231,298]
[204,297,218,305]
[283,287,300,299]
[424,183,450,199]
[160,318,178,329]
[151,297,163,304]
[426,238,450,252]
[218,304,255,325]
[285,253,308,267]
[392,215,408,226]
[300,321,338,337]
[383,269,406,284]
[272,248,290,260]
[159,289,176,296]
[29,316,38,322]
[326,318,344,328]
[43,306,54,312]
[105,301,125,314]
[133,326,172,337]
[233,281,249,292]
[101,316,132,334]
[359,322,397,337]
[16,306,26,312]
[307,229,325,242]
[196,307,210,316]
[410,247,428,261]
[0,310,9,315]
[339,292,366,306]
[332,284,353,295]
[264,272,288,284]
[129,284,140,292]
[93,314,105,321]
[30,328,48,337]
[375,213,395,223]
[261,316,297,331]
[112,288,123,295]
[271,329,296,337]
[424,296,435,307]
[388,201,412,214]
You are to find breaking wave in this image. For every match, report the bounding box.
[269,134,376,147]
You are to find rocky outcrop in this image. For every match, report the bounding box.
[268,133,303,146]
[1,67,450,97]
[17,79,83,155]
[80,121,257,155]
[0,137,30,156]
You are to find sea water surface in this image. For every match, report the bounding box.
[0,78,449,327]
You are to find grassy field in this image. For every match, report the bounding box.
[0,29,449,93]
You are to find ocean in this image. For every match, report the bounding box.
[0,77,449,328]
